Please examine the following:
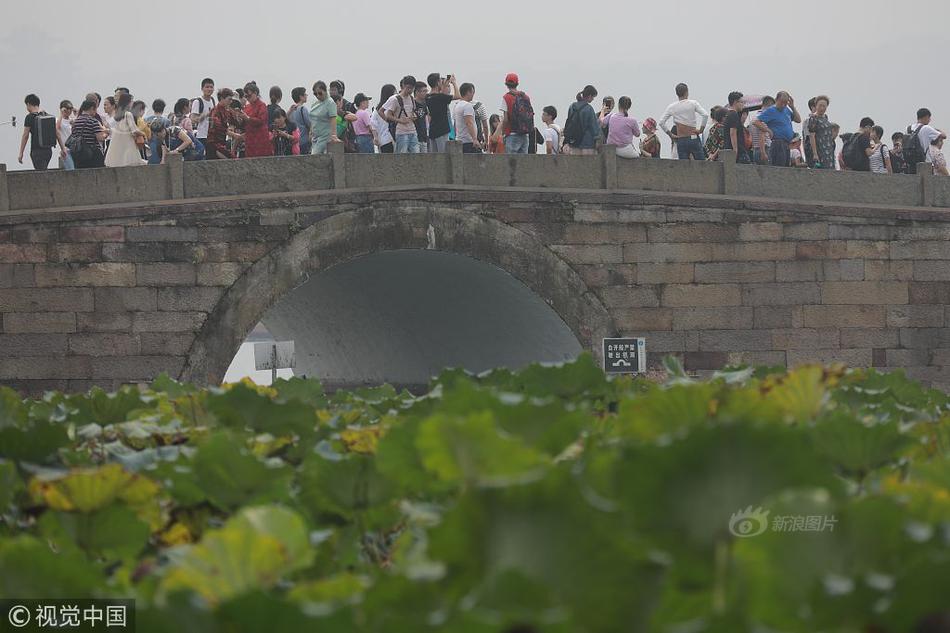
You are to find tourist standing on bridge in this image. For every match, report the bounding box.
[868,126,892,174]
[658,83,709,161]
[310,81,340,154]
[171,99,194,134]
[352,93,377,154]
[18,94,65,170]
[206,88,244,159]
[426,74,459,153]
[905,108,946,174]
[889,132,907,175]
[703,107,726,160]
[494,73,534,154]
[748,95,774,165]
[541,106,560,155]
[104,93,146,167]
[288,87,312,155]
[806,96,836,170]
[722,91,750,163]
[69,100,107,169]
[564,86,602,156]
[191,78,216,151]
[267,86,283,127]
[241,83,272,158]
[57,100,75,170]
[754,91,801,168]
[373,84,396,153]
[452,82,482,153]
[640,118,661,158]
[929,137,948,176]
[383,76,421,154]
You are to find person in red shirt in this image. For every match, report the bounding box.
[242,83,272,158]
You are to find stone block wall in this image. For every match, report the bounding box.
[4,188,950,395]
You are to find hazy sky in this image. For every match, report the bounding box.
[2,0,947,170]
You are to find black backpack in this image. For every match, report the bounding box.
[34,111,58,149]
[562,103,585,148]
[842,133,868,171]
[903,124,927,174]
[194,96,216,114]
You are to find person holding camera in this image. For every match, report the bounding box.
[425,73,460,153]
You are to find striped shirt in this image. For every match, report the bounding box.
[71,114,102,146]
[869,142,889,174]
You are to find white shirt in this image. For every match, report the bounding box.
[191,96,214,138]
[658,99,709,135]
[371,108,392,146]
[453,100,476,143]
[911,123,941,152]
[543,125,560,154]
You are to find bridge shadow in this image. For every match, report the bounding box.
[182,204,614,388]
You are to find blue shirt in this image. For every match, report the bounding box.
[757,105,794,142]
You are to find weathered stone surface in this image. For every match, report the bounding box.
[695,262,775,283]
[637,263,694,284]
[94,288,157,312]
[135,263,197,287]
[197,263,245,287]
[132,311,208,333]
[742,282,820,306]
[35,263,136,287]
[821,282,908,305]
[672,307,754,330]
[0,288,93,313]
[68,333,140,356]
[802,305,885,328]
[662,284,741,307]
[156,287,224,312]
[5,186,950,393]
[886,305,945,328]
[3,312,77,333]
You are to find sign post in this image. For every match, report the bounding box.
[253,341,296,383]
[602,338,646,374]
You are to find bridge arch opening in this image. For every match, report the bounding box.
[181,203,614,388]
[226,250,584,390]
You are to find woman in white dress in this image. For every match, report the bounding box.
[104,93,145,167]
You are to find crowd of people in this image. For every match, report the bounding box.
[15,74,949,178]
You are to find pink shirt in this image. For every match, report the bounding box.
[353,108,372,135]
[604,112,641,147]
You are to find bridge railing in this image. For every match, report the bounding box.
[0,143,943,214]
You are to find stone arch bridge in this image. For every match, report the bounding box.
[3,145,950,395]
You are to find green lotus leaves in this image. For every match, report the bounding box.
[0,358,949,630]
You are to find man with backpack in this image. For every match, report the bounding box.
[18,94,64,170]
[841,117,875,172]
[383,76,421,154]
[904,108,946,174]
[190,78,216,151]
[494,73,534,154]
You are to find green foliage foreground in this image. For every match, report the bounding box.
[2,355,950,632]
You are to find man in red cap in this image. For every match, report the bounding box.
[492,72,534,154]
